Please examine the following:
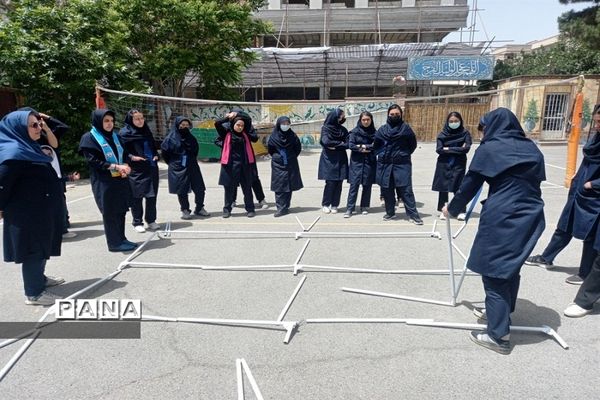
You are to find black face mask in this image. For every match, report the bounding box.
[178,127,191,136]
[338,117,346,125]
[388,115,402,126]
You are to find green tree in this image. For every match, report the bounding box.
[558,0,600,50]
[0,0,144,172]
[113,0,271,99]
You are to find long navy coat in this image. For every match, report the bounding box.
[215,117,255,187]
[448,108,546,279]
[1,161,63,263]
[556,157,600,243]
[431,129,472,193]
[119,113,159,199]
[373,121,417,188]
[161,117,206,196]
[318,110,349,181]
[268,118,303,193]
[348,124,377,186]
[79,110,130,215]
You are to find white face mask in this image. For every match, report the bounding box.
[448,122,461,130]
[280,124,290,132]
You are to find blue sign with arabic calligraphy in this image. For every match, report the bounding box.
[407,56,494,80]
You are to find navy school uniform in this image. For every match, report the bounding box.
[119,111,160,226]
[267,117,303,213]
[432,123,472,211]
[0,110,64,297]
[79,110,132,250]
[346,119,377,212]
[373,116,420,219]
[161,116,207,213]
[318,109,349,208]
[448,108,546,342]
[215,117,256,213]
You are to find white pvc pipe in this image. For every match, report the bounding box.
[294,216,306,231]
[240,359,265,400]
[277,275,308,322]
[0,329,38,350]
[177,318,287,327]
[341,287,456,307]
[236,359,245,400]
[306,216,321,232]
[305,318,434,324]
[297,231,438,238]
[451,242,469,261]
[452,222,468,239]
[302,264,476,275]
[123,231,159,264]
[0,331,40,383]
[66,269,123,300]
[142,315,177,322]
[445,216,457,305]
[294,240,311,266]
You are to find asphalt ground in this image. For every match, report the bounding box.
[0,143,598,399]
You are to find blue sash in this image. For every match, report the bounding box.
[91,127,124,177]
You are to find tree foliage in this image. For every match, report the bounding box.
[0,0,144,171]
[113,0,270,99]
[558,0,600,50]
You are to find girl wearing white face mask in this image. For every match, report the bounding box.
[432,111,472,221]
[267,116,303,217]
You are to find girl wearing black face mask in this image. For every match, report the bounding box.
[318,108,349,213]
[373,104,422,224]
[161,116,210,220]
[79,109,136,252]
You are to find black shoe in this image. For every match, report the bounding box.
[222,211,231,219]
[565,274,584,285]
[109,243,137,252]
[524,254,554,269]
[383,214,396,221]
[410,217,424,225]
[247,211,256,218]
[123,239,138,248]
[469,331,511,355]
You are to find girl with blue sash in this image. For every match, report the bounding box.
[79,109,136,252]
[119,109,160,232]
[0,110,65,305]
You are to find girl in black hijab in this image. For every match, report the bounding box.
[0,110,65,305]
[79,109,136,252]
[344,111,377,217]
[373,105,422,224]
[267,116,303,217]
[432,111,472,220]
[318,108,349,214]
[161,116,209,220]
[119,110,160,232]
[443,107,546,354]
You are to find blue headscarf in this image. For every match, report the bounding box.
[469,108,545,180]
[0,110,51,165]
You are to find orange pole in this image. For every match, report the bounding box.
[565,76,585,188]
[95,87,106,109]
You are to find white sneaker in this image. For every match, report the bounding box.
[181,210,193,220]
[322,206,331,214]
[439,213,446,221]
[330,207,338,214]
[25,290,60,306]
[457,213,466,221]
[232,201,238,208]
[147,222,161,231]
[62,232,77,239]
[259,199,269,210]
[564,303,592,318]
[134,225,146,233]
[45,275,65,287]
[361,208,369,215]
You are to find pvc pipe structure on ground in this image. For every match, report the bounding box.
[0,331,40,382]
[240,359,265,400]
[277,276,308,322]
[341,287,457,307]
[445,217,457,306]
[404,320,569,349]
[236,359,244,400]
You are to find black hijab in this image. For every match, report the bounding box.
[321,108,347,140]
[438,111,470,147]
[269,116,295,148]
[469,108,545,180]
[79,109,118,154]
[352,111,376,140]
[583,104,600,163]
[378,105,413,142]
[161,116,198,155]
[119,110,153,144]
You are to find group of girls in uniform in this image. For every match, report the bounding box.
[317,104,473,225]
